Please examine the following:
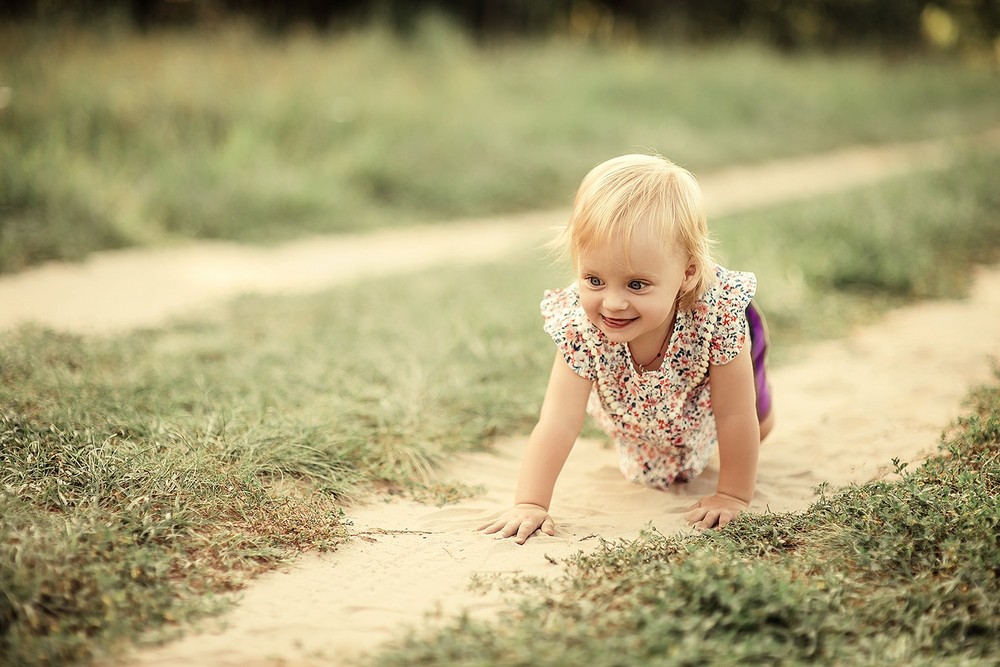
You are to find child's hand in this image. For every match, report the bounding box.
[686,492,749,531]
[478,503,556,545]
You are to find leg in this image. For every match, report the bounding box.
[746,300,774,441]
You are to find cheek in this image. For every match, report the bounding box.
[640,294,676,318]
[578,293,601,319]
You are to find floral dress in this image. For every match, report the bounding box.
[540,264,756,489]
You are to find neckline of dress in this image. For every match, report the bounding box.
[629,312,682,375]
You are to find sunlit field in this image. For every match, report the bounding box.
[2,19,1000,271]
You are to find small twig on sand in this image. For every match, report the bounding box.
[350,528,436,542]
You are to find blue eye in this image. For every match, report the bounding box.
[628,280,646,291]
[586,276,603,287]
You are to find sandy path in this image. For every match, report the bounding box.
[3,133,994,666]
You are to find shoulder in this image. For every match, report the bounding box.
[705,265,756,308]
[699,264,757,365]
[691,264,756,322]
[541,283,581,319]
[541,283,599,342]
[540,283,603,380]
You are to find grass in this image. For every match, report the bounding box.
[0,262,558,664]
[2,145,999,665]
[713,148,1000,357]
[369,380,1000,666]
[2,19,1000,272]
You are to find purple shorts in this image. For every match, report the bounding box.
[746,300,773,421]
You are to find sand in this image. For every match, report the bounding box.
[2,135,997,667]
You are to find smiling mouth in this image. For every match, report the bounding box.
[602,315,636,329]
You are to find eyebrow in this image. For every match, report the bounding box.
[578,266,658,283]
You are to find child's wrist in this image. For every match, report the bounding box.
[514,501,548,511]
[714,490,751,506]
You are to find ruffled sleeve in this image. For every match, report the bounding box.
[707,267,757,365]
[540,284,600,381]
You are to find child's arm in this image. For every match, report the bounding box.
[688,339,760,530]
[478,352,592,544]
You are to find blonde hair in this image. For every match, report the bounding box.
[559,153,715,311]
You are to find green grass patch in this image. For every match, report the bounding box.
[1,150,999,664]
[0,258,560,664]
[2,20,1000,271]
[714,149,1000,357]
[369,380,999,666]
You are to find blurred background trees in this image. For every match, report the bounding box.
[1,0,998,57]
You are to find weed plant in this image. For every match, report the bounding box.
[3,20,1000,271]
[1,152,999,662]
[369,380,1000,666]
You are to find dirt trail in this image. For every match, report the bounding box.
[3,134,996,667]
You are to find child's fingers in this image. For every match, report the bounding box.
[692,509,741,531]
[686,495,746,530]
[515,522,538,544]
[476,518,504,533]
[477,511,525,533]
[693,510,722,530]
[685,505,708,524]
[516,520,555,544]
[478,511,553,543]
[687,505,720,530]
[501,521,524,539]
[516,517,557,544]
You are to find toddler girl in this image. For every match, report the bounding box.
[480,153,773,544]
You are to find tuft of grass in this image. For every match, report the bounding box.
[368,378,1000,666]
[0,409,349,666]
[2,22,1000,271]
[396,480,488,508]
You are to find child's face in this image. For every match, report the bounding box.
[576,231,696,349]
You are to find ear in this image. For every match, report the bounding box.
[680,256,699,293]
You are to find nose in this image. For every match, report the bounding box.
[603,289,629,312]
